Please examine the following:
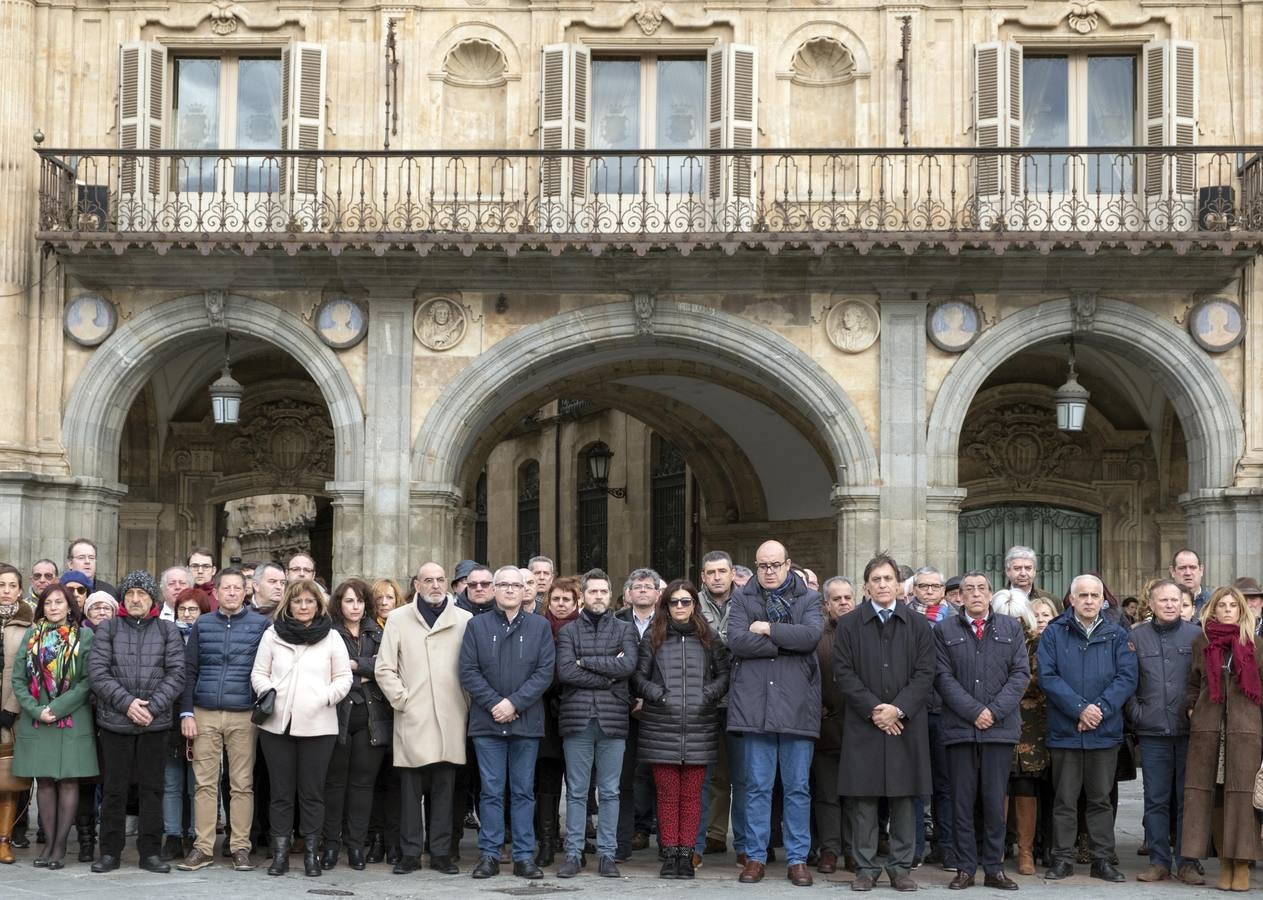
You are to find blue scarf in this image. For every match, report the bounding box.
[762,573,795,623]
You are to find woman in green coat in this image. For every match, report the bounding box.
[10,583,97,869]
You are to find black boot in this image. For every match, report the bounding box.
[365,831,384,864]
[321,841,339,870]
[267,836,291,876]
[659,847,677,879]
[76,815,96,863]
[535,794,558,868]
[304,836,322,876]
[677,846,695,879]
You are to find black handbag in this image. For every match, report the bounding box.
[250,688,276,726]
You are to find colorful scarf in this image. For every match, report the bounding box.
[762,572,795,624]
[1204,619,1262,706]
[24,621,82,728]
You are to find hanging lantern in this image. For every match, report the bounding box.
[1055,356,1090,432]
[209,332,243,425]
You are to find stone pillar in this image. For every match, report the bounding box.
[1182,489,1263,589]
[409,485,463,573]
[1238,260,1263,486]
[832,484,881,582]
[878,295,929,566]
[326,484,364,584]
[0,475,125,582]
[925,487,967,577]
[360,299,414,578]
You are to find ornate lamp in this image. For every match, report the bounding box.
[1054,349,1090,432]
[209,334,243,425]
[585,442,626,500]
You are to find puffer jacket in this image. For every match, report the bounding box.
[181,604,270,713]
[1037,609,1137,749]
[632,622,730,765]
[89,610,185,734]
[1124,616,1200,737]
[556,609,639,738]
[335,618,392,747]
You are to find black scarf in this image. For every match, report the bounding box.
[668,618,697,636]
[583,608,608,626]
[273,613,333,645]
[417,596,446,628]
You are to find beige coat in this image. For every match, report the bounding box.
[250,627,352,737]
[375,600,471,768]
[1,601,35,742]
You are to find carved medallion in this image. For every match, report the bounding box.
[1066,1,1100,33]
[962,402,1085,490]
[414,297,468,351]
[230,401,334,481]
[64,293,118,347]
[634,1,664,35]
[314,296,368,349]
[825,299,880,353]
[927,299,981,352]
[1188,297,1244,353]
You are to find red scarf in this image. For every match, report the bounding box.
[545,608,579,642]
[1204,619,1262,706]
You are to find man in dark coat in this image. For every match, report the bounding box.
[813,576,855,874]
[934,572,1029,891]
[834,554,936,892]
[459,565,556,881]
[1037,573,1137,883]
[728,540,823,887]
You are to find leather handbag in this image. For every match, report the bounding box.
[250,688,276,726]
[0,741,33,793]
[1253,762,1263,811]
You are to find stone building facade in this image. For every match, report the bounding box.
[2,0,1261,596]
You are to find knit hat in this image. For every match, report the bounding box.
[60,570,92,590]
[84,591,118,617]
[453,559,480,582]
[118,570,160,606]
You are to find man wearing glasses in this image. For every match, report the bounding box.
[727,541,823,887]
[459,566,556,880]
[65,537,117,599]
[28,558,58,605]
[285,552,316,584]
[187,548,218,611]
[456,566,496,616]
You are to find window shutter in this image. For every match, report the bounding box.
[1143,40,1197,208]
[280,41,326,202]
[118,41,166,198]
[706,46,724,199]
[973,41,1021,198]
[539,44,589,199]
[706,44,758,203]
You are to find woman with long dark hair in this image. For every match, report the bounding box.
[321,578,390,871]
[631,579,729,879]
[9,583,98,869]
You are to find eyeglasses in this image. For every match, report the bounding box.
[467,580,493,589]
[189,563,215,571]
[177,606,202,617]
[495,582,525,591]
[70,554,96,563]
[914,582,944,590]
[416,576,445,585]
[668,598,694,607]
[289,566,314,575]
[755,561,787,573]
[33,572,56,581]
[68,585,88,595]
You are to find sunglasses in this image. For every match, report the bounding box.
[68,585,89,595]
[668,598,694,607]
[466,580,493,589]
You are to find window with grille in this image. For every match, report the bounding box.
[517,460,541,567]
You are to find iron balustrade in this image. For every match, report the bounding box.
[35,146,1263,242]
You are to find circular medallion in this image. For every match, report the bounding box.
[64,293,117,347]
[927,299,982,352]
[825,299,879,353]
[1189,297,1244,353]
[414,297,468,351]
[314,296,368,349]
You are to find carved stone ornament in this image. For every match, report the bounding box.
[230,400,334,482]
[634,1,665,35]
[1070,289,1098,333]
[64,293,118,347]
[633,292,656,336]
[1188,296,1245,353]
[205,288,226,329]
[825,298,880,353]
[1066,1,1100,33]
[962,402,1085,490]
[207,0,241,35]
[414,297,468,351]
[791,37,857,86]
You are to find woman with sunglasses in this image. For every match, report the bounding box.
[631,579,730,879]
[9,582,98,869]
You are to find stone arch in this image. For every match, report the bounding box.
[412,300,878,496]
[926,297,1243,495]
[63,292,365,486]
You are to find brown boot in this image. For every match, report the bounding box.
[1014,796,1036,876]
[0,793,16,865]
[1219,858,1235,891]
[1232,858,1251,892]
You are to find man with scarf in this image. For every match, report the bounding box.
[88,570,185,874]
[1037,573,1137,883]
[727,540,823,887]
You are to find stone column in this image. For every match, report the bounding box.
[0,475,125,583]
[360,299,414,578]
[326,485,365,584]
[925,487,967,577]
[878,294,929,566]
[832,484,881,581]
[409,485,463,573]
[1238,261,1263,486]
[1182,489,1263,589]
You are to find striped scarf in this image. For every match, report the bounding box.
[24,621,82,728]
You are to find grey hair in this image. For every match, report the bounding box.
[991,589,1036,631]
[624,567,662,595]
[701,550,732,568]
[1004,546,1037,568]
[252,561,284,586]
[733,565,754,579]
[912,566,943,581]
[1070,573,1104,595]
[822,576,854,593]
[161,565,194,587]
[493,565,526,582]
[527,556,554,572]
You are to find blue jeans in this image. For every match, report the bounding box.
[563,720,625,858]
[695,727,751,854]
[744,733,813,865]
[1139,735,1191,870]
[472,736,540,862]
[162,756,194,837]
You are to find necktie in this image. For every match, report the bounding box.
[973,618,986,640]
[878,609,891,625]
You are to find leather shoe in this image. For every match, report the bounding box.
[983,871,1020,890]
[92,854,121,873]
[347,848,365,870]
[1045,860,1074,879]
[818,850,838,873]
[735,852,748,867]
[891,873,919,891]
[706,837,727,854]
[598,855,620,877]
[513,859,545,879]
[392,855,420,874]
[430,855,459,874]
[1091,860,1126,882]
[556,854,584,878]
[949,871,975,890]
[850,873,875,891]
[787,863,813,886]
[139,855,171,873]
[738,859,765,883]
[472,855,500,878]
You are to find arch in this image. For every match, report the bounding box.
[926,297,1243,494]
[412,300,879,496]
[63,293,365,487]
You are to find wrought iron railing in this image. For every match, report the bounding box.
[35,147,1263,242]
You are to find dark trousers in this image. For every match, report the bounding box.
[399,762,455,859]
[259,731,337,839]
[1138,735,1191,870]
[1050,746,1118,862]
[850,795,916,879]
[322,713,387,850]
[370,754,401,847]
[616,720,657,853]
[947,742,1013,875]
[927,713,956,864]
[98,730,166,858]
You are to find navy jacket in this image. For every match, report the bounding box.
[1124,617,1201,737]
[1037,609,1138,749]
[556,609,639,738]
[726,575,823,739]
[460,607,556,738]
[934,611,1030,745]
[181,605,269,714]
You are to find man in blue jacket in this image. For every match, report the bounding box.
[459,565,556,881]
[1037,573,1137,883]
[175,567,269,873]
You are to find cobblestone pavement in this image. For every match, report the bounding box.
[0,777,1242,898]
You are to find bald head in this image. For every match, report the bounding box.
[755,541,791,590]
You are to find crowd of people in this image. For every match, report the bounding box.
[1,538,1262,892]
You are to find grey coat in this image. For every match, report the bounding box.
[1124,617,1200,737]
[556,609,639,739]
[89,612,185,734]
[934,611,1030,745]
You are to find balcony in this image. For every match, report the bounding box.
[36,147,1263,257]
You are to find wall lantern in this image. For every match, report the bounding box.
[586,442,627,500]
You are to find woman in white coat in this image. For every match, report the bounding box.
[252,579,352,877]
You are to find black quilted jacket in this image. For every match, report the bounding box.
[632,624,730,765]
